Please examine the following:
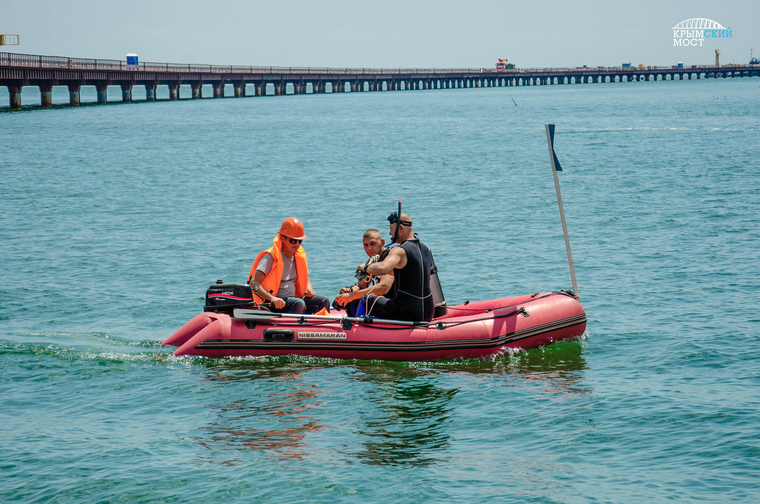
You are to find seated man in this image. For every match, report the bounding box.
[247,217,330,315]
[357,212,435,322]
[333,229,393,316]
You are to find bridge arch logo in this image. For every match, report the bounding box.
[673,18,732,47]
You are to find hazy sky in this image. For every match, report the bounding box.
[3,0,758,68]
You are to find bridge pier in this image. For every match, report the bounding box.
[121,83,132,102]
[234,82,244,97]
[40,84,53,107]
[68,84,80,105]
[213,82,223,98]
[8,84,22,108]
[146,83,156,101]
[97,84,108,103]
[169,83,179,100]
[191,83,201,99]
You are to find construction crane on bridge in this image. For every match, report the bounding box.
[0,33,20,45]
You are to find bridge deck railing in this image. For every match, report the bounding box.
[0,52,738,75]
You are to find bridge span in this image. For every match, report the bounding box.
[2,52,758,109]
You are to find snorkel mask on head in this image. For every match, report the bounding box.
[387,209,412,244]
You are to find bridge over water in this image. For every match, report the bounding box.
[2,52,758,109]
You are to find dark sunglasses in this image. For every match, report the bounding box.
[281,235,302,245]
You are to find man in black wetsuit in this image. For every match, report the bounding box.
[357,212,435,322]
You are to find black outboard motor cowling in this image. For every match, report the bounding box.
[205,280,256,314]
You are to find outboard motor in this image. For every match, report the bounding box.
[204,280,256,314]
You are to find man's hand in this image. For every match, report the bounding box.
[271,297,286,309]
[304,287,316,297]
[334,292,353,306]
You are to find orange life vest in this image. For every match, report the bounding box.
[247,235,309,304]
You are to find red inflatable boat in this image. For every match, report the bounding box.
[163,290,586,361]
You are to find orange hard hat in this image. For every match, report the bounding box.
[279,217,306,240]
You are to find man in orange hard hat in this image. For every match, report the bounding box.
[247,217,329,314]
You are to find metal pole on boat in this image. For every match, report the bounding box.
[544,124,579,297]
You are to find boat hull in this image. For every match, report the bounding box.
[163,292,586,361]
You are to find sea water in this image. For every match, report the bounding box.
[1,78,759,502]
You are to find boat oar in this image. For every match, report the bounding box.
[233,308,428,327]
[544,124,579,298]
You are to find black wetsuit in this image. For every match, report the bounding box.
[367,239,434,322]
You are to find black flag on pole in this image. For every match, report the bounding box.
[547,124,563,171]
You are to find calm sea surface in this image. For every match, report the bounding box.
[1,78,759,502]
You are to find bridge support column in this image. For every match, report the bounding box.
[40,84,53,107]
[8,83,22,109]
[121,84,132,102]
[68,84,80,105]
[191,83,201,99]
[213,83,223,98]
[146,84,156,101]
[255,83,264,96]
[168,84,179,100]
[97,84,108,104]
[234,82,244,97]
